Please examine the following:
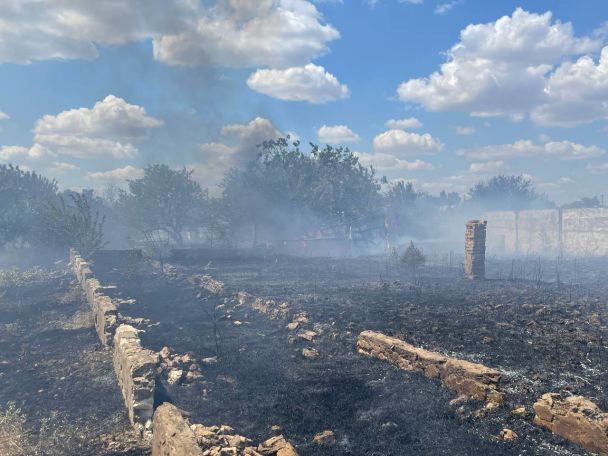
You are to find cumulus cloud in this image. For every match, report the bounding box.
[398,8,606,125]
[33,95,163,159]
[531,47,608,126]
[0,144,51,162]
[193,117,280,191]
[247,64,349,103]
[0,1,338,70]
[153,1,339,68]
[459,139,605,161]
[384,117,422,130]
[356,152,433,172]
[87,165,145,183]
[469,160,504,173]
[0,0,194,64]
[317,125,360,144]
[0,112,9,121]
[373,129,444,155]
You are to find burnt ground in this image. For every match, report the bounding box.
[0,268,149,456]
[90,252,608,456]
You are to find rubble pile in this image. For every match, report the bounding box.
[533,393,608,455]
[357,330,503,405]
[194,275,225,295]
[158,346,204,385]
[152,403,299,456]
[464,220,487,280]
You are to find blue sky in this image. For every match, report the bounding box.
[1,0,607,203]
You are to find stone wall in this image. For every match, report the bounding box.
[533,393,608,455]
[464,220,487,280]
[357,331,503,404]
[484,208,608,257]
[70,249,119,346]
[113,324,158,435]
[152,403,203,456]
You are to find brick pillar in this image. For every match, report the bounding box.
[464,220,487,280]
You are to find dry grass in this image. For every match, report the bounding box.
[0,403,29,456]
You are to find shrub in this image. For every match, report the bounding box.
[400,241,426,275]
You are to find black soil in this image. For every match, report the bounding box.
[0,269,148,456]
[90,253,608,456]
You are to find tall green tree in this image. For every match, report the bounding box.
[467,175,553,211]
[118,164,207,245]
[221,137,383,244]
[0,164,58,247]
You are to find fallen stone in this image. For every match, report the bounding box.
[533,393,608,455]
[313,430,336,445]
[298,330,317,342]
[167,368,184,385]
[500,428,518,441]
[152,403,203,456]
[301,348,319,359]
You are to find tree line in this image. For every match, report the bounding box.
[0,137,598,257]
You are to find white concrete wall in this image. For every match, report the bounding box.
[483,208,608,257]
[563,208,608,256]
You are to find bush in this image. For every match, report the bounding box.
[400,241,425,275]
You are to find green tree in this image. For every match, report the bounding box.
[118,164,207,245]
[467,175,552,211]
[220,137,383,244]
[42,191,107,257]
[0,164,58,247]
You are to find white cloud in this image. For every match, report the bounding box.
[434,1,462,15]
[531,47,608,126]
[0,144,50,162]
[33,95,163,159]
[397,8,605,125]
[87,165,145,182]
[50,162,79,173]
[153,1,339,68]
[469,160,504,173]
[373,129,444,155]
[455,126,475,135]
[384,117,422,130]
[356,152,433,172]
[0,0,194,64]
[247,64,349,103]
[0,1,339,70]
[317,125,360,144]
[0,112,9,121]
[460,139,605,161]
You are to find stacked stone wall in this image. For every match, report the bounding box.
[113,324,158,435]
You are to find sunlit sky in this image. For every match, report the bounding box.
[1,0,607,202]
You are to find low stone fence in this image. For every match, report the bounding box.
[70,253,298,454]
[114,325,158,435]
[357,330,503,404]
[70,249,118,346]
